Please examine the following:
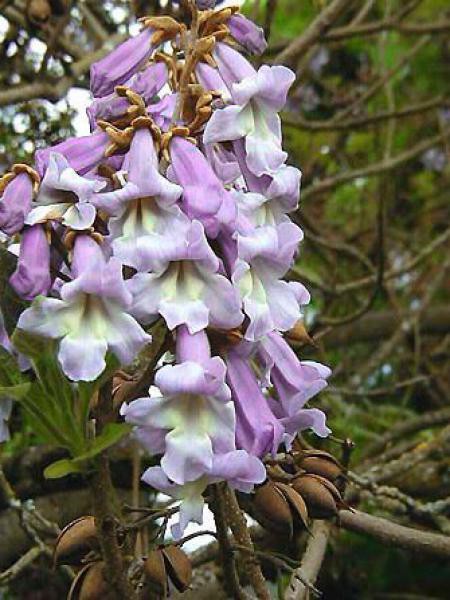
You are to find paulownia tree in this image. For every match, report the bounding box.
[0,1,449,599]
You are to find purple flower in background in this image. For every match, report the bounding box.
[228,13,268,55]
[90,28,155,98]
[10,225,51,300]
[0,171,34,236]
[17,235,150,381]
[26,153,105,230]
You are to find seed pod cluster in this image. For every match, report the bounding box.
[251,449,347,534]
[143,545,192,597]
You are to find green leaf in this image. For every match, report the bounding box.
[0,247,28,336]
[77,353,120,432]
[72,422,133,464]
[44,458,82,479]
[0,346,27,387]
[11,328,49,359]
[0,382,31,400]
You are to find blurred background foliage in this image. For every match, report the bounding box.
[0,0,449,598]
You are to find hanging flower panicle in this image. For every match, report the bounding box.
[0,0,331,536]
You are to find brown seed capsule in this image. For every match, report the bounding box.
[144,549,167,596]
[27,0,52,25]
[291,475,340,520]
[162,545,192,592]
[54,516,99,566]
[68,562,113,600]
[275,482,310,530]
[252,481,293,536]
[295,450,344,483]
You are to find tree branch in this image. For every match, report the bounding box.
[339,509,450,559]
[274,0,352,66]
[284,521,330,600]
[301,129,449,201]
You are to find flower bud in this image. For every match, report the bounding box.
[0,172,34,236]
[197,0,216,9]
[10,225,51,300]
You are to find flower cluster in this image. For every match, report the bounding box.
[0,3,330,535]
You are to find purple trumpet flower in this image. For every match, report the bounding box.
[35,131,110,178]
[26,153,105,230]
[230,223,308,340]
[10,225,51,300]
[17,234,151,381]
[122,326,266,536]
[233,138,301,215]
[87,62,168,131]
[147,93,178,130]
[90,28,155,98]
[170,136,236,237]
[228,13,268,55]
[259,332,331,444]
[128,220,244,333]
[143,448,265,538]
[0,171,34,236]
[92,128,187,272]
[123,327,235,484]
[212,42,256,91]
[226,348,285,457]
[204,54,295,176]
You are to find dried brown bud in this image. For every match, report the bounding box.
[252,481,293,536]
[54,516,99,567]
[161,545,192,592]
[285,320,315,346]
[68,562,113,600]
[27,0,51,25]
[291,474,344,519]
[140,16,184,45]
[295,450,344,482]
[144,549,167,596]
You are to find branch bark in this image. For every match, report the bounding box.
[319,305,450,348]
[339,509,450,559]
[284,521,331,600]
